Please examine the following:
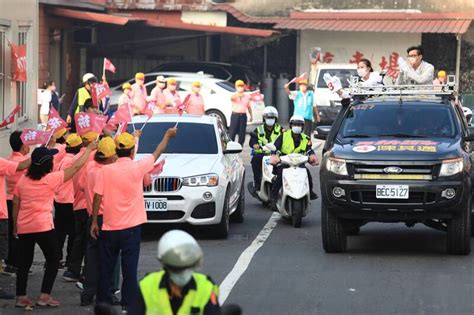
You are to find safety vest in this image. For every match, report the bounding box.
[255,124,282,154]
[76,87,91,113]
[280,130,309,155]
[139,270,219,315]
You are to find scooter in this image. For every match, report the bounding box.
[248,144,275,206]
[276,153,312,228]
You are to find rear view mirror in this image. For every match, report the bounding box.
[224,141,243,154]
[465,126,474,142]
[314,126,331,140]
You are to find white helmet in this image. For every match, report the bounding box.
[263,106,278,119]
[157,230,203,269]
[82,73,97,83]
[289,115,305,126]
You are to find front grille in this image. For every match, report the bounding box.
[147,211,184,221]
[351,191,436,204]
[149,177,182,192]
[351,163,435,180]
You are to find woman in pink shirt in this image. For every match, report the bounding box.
[118,83,133,110]
[130,73,147,115]
[163,78,181,114]
[12,142,96,309]
[183,81,206,115]
[149,76,167,114]
[229,80,253,146]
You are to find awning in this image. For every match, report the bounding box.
[50,7,139,25]
[274,11,474,34]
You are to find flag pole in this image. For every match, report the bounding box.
[45,130,54,147]
[127,103,136,132]
[140,117,151,131]
[102,58,106,79]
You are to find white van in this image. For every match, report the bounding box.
[312,63,357,125]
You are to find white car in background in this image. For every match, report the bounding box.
[313,63,357,125]
[133,115,246,238]
[110,73,265,127]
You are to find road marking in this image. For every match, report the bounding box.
[219,212,281,304]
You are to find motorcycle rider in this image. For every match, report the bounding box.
[248,106,283,198]
[270,115,319,211]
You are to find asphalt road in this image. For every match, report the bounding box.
[1,139,474,314]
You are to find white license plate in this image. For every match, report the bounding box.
[376,185,409,199]
[145,198,168,211]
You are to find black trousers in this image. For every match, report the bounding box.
[6,200,18,268]
[54,202,75,265]
[251,153,265,190]
[271,164,314,200]
[229,113,247,146]
[16,230,59,295]
[304,119,313,136]
[68,209,88,275]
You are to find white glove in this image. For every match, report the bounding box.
[398,57,409,73]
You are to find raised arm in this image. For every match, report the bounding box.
[63,141,97,181]
[152,128,177,162]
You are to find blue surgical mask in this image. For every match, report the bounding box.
[265,118,276,127]
[292,126,302,134]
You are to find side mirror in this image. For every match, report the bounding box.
[314,126,331,140]
[465,126,474,141]
[224,141,243,154]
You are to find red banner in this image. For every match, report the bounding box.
[75,112,107,136]
[10,44,27,82]
[20,129,51,146]
[46,107,67,132]
[104,58,116,74]
[0,105,21,128]
[91,83,112,108]
[109,104,132,125]
[142,101,156,118]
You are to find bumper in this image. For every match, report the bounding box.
[322,179,468,221]
[144,185,226,225]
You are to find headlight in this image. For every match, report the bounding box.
[439,158,463,177]
[327,157,348,176]
[182,174,219,187]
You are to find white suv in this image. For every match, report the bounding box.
[133,114,246,238]
[312,63,357,125]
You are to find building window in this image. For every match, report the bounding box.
[16,29,28,120]
[0,29,5,121]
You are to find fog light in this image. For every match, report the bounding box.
[332,187,345,198]
[203,192,213,201]
[441,188,456,200]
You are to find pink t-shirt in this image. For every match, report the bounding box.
[0,159,19,219]
[54,153,75,204]
[163,89,181,114]
[131,83,147,114]
[150,87,166,113]
[231,93,251,114]
[84,161,104,216]
[185,93,205,115]
[6,152,28,201]
[53,143,67,167]
[14,171,65,234]
[94,155,154,231]
[118,93,132,109]
[72,148,95,211]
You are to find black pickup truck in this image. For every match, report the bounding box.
[316,93,474,255]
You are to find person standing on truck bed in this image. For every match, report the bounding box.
[396,45,434,85]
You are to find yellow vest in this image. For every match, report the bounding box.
[280,130,309,155]
[139,270,219,315]
[255,124,282,154]
[77,87,91,113]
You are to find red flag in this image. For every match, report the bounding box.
[46,107,67,132]
[104,58,116,74]
[177,102,186,116]
[91,83,112,108]
[289,72,308,84]
[249,90,264,102]
[182,94,191,107]
[0,105,21,128]
[20,129,51,146]
[10,44,26,82]
[142,100,156,118]
[149,159,166,176]
[75,112,107,136]
[109,104,132,125]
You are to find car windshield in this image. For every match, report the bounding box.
[317,69,357,88]
[129,122,218,154]
[216,81,236,92]
[338,103,459,139]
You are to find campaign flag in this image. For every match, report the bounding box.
[20,129,51,146]
[323,73,342,92]
[91,82,112,108]
[149,159,166,176]
[46,107,67,132]
[142,100,156,118]
[177,102,186,116]
[103,58,116,74]
[0,105,21,128]
[182,94,191,107]
[10,44,27,82]
[289,72,308,84]
[75,112,107,136]
[109,104,132,125]
[249,90,264,102]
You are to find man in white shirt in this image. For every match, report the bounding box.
[396,45,434,85]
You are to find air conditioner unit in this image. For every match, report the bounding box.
[73,27,97,45]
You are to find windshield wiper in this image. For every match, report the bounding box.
[342,134,372,138]
[376,133,427,138]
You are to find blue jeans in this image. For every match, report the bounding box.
[97,225,141,307]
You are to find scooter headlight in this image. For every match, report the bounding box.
[327,157,348,176]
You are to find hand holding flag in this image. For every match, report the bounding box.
[289,72,308,84]
[149,159,166,177]
[249,90,264,102]
[103,58,116,74]
[74,112,107,136]
[91,83,112,108]
[46,107,67,132]
[0,105,21,128]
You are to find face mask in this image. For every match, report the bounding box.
[169,269,194,287]
[265,118,276,127]
[408,56,418,65]
[357,68,368,78]
[292,126,302,134]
